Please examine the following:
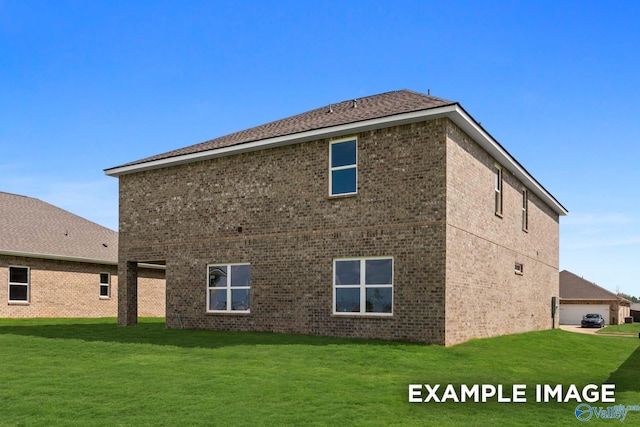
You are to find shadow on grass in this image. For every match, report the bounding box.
[606,344,640,392]
[0,318,423,349]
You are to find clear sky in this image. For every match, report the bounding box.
[1,0,639,297]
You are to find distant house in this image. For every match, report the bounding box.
[631,303,640,323]
[559,270,631,325]
[0,192,165,318]
[105,89,567,345]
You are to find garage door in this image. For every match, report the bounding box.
[560,304,609,325]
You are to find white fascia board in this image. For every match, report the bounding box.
[0,250,167,270]
[105,104,567,216]
[104,105,458,177]
[447,105,568,216]
[0,250,117,266]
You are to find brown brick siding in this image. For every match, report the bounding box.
[444,121,560,345]
[0,255,165,318]
[118,117,560,345]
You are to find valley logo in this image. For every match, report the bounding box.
[575,403,640,422]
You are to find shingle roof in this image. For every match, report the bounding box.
[0,192,117,263]
[559,270,624,301]
[115,89,455,168]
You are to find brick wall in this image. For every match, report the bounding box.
[117,117,561,344]
[0,255,165,318]
[444,121,560,345]
[119,119,449,343]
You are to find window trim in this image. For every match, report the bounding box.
[515,263,524,275]
[494,165,503,217]
[329,137,358,197]
[206,263,251,313]
[8,266,30,303]
[333,256,393,317]
[99,272,110,299]
[522,188,529,232]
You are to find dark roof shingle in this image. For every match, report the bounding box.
[117,89,455,168]
[559,270,621,300]
[0,192,117,263]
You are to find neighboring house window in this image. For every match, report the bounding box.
[522,189,529,232]
[494,165,503,216]
[333,257,393,315]
[100,273,110,298]
[9,266,29,303]
[207,264,250,312]
[330,138,357,196]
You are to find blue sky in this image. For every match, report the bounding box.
[1,0,639,297]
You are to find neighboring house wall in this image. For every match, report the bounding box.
[561,299,630,325]
[444,122,560,345]
[1,255,165,318]
[119,119,449,343]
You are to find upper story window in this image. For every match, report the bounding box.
[494,165,503,217]
[522,189,529,232]
[9,266,29,303]
[207,264,250,313]
[100,273,110,298]
[333,257,393,316]
[330,138,357,196]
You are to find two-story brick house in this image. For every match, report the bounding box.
[105,90,567,345]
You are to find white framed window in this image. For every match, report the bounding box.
[9,266,29,303]
[99,273,110,298]
[494,165,503,217]
[522,189,529,232]
[329,137,357,196]
[333,257,393,316]
[515,263,524,275]
[207,263,250,313]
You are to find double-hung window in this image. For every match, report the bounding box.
[333,257,393,315]
[9,266,29,303]
[207,264,250,312]
[100,273,110,298]
[494,165,503,216]
[330,138,357,196]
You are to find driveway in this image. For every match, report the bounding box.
[559,324,601,335]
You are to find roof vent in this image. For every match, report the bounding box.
[352,99,358,108]
[327,104,333,113]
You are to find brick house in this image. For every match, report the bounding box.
[105,89,567,345]
[559,270,631,325]
[0,191,165,318]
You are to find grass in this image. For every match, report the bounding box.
[599,322,640,334]
[0,318,638,426]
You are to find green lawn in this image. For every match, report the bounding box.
[0,318,638,426]
[599,322,640,334]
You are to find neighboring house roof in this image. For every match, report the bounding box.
[631,303,640,312]
[560,270,631,303]
[0,192,117,264]
[105,89,567,216]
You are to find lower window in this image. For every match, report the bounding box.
[333,257,393,315]
[207,264,250,312]
[9,266,29,303]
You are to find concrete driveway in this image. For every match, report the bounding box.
[559,324,601,335]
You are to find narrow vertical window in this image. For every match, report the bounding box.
[494,165,503,216]
[522,189,529,232]
[207,264,250,312]
[330,138,357,196]
[100,273,110,298]
[9,266,29,303]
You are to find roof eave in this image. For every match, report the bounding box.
[0,249,117,266]
[105,104,568,216]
